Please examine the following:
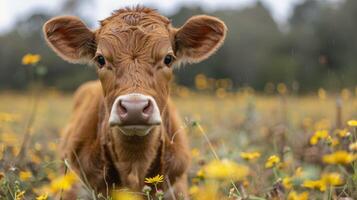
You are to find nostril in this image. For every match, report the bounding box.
[117,100,127,116]
[142,100,153,115]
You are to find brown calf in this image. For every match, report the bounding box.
[43,6,226,199]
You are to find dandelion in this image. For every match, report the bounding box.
[349,142,357,151]
[50,172,77,193]
[191,182,220,200]
[322,151,356,165]
[347,120,357,127]
[326,136,339,147]
[36,193,48,200]
[189,185,199,196]
[112,190,141,200]
[321,173,343,186]
[144,174,164,184]
[287,191,309,200]
[15,190,25,200]
[294,167,303,177]
[310,130,329,145]
[282,177,293,190]
[302,179,326,192]
[240,151,261,161]
[335,129,350,138]
[265,155,280,168]
[22,54,41,65]
[19,171,32,181]
[202,159,249,181]
[191,148,200,158]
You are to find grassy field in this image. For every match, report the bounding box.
[0,90,357,199]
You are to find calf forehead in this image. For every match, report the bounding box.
[96,8,172,61]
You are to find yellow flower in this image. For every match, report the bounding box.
[321,173,343,186]
[50,172,77,193]
[335,129,350,138]
[322,151,356,165]
[294,167,303,177]
[19,171,32,181]
[0,112,19,122]
[302,179,326,191]
[282,177,293,190]
[144,174,164,184]
[22,54,41,65]
[191,182,220,200]
[287,191,309,200]
[310,130,329,145]
[349,142,357,151]
[36,193,48,200]
[347,120,357,127]
[240,151,261,161]
[15,190,25,200]
[189,185,199,196]
[112,190,141,200]
[202,159,249,181]
[326,136,339,147]
[191,148,200,158]
[265,155,280,168]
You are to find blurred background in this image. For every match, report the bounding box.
[0,0,355,93]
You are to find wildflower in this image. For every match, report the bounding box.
[15,190,25,200]
[191,182,220,200]
[326,136,339,147]
[282,177,293,190]
[294,167,303,177]
[155,189,164,199]
[202,159,249,181]
[142,185,151,193]
[349,142,357,151]
[189,185,199,196]
[347,120,357,127]
[322,151,356,165]
[191,148,200,158]
[335,129,350,138]
[240,151,261,161]
[22,54,41,65]
[287,191,309,200]
[321,173,343,186]
[265,155,280,168]
[144,174,164,184]
[0,112,19,122]
[302,179,326,191]
[19,171,32,181]
[50,172,77,193]
[310,130,329,145]
[196,169,205,180]
[112,190,141,200]
[36,193,48,200]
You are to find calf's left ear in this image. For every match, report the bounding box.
[174,15,227,63]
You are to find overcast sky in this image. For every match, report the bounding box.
[0,0,342,33]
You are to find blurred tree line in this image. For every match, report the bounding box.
[0,0,356,92]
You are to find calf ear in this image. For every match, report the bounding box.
[174,15,227,63]
[43,16,96,64]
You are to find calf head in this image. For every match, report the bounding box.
[43,7,226,136]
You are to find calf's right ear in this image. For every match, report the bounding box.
[43,16,96,64]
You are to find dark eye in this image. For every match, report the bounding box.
[96,55,106,68]
[164,54,175,66]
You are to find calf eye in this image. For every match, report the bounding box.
[96,55,106,68]
[164,54,175,66]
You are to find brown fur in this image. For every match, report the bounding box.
[43,6,226,199]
